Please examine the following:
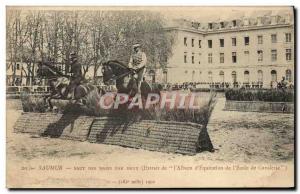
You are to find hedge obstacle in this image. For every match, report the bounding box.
[14,112,214,155]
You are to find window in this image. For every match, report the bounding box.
[220,53,224,63]
[220,22,225,28]
[271,49,277,62]
[244,51,250,63]
[286,69,292,82]
[192,70,195,81]
[244,70,250,83]
[219,71,224,82]
[191,54,195,64]
[191,38,194,47]
[286,49,292,61]
[271,34,277,43]
[208,40,212,48]
[232,71,237,83]
[258,35,263,44]
[244,36,249,45]
[232,52,237,63]
[285,33,292,42]
[208,23,213,30]
[16,63,20,70]
[208,71,213,82]
[232,20,237,27]
[232,37,236,46]
[208,53,213,63]
[271,70,277,82]
[220,39,224,47]
[184,52,187,63]
[198,40,201,48]
[184,37,187,46]
[258,70,263,82]
[257,50,263,62]
[198,53,201,64]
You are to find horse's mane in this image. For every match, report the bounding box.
[105,60,130,71]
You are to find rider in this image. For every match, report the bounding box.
[68,52,83,98]
[128,43,147,93]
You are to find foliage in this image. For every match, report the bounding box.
[225,89,294,102]
[83,90,110,116]
[21,91,217,126]
[20,93,46,112]
[107,93,217,126]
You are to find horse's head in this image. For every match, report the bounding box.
[102,61,114,85]
[102,60,129,85]
[36,61,62,80]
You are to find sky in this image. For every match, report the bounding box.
[7,6,294,22]
[158,6,293,22]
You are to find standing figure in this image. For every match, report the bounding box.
[128,43,147,93]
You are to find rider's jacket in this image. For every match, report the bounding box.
[128,50,147,69]
[70,60,82,78]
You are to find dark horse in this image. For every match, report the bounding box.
[36,61,97,110]
[102,60,162,99]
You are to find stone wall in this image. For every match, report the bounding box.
[13,112,213,155]
[224,100,294,113]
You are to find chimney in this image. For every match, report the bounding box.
[243,18,250,26]
[271,15,278,25]
[257,17,263,26]
[285,14,293,24]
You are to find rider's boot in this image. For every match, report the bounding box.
[137,80,142,93]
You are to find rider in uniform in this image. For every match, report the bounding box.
[128,43,147,93]
[68,52,83,98]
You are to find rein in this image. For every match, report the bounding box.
[104,61,136,82]
[109,70,135,82]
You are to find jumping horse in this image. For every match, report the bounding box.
[36,61,98,110]
[101,60,162,100]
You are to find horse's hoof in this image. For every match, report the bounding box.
[46,108,52,112]
[75,102,84,106]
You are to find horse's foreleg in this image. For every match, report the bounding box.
[47,96,53,110]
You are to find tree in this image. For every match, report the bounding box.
[6,9,175,85]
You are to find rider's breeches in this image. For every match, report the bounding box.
[137,67,146,90]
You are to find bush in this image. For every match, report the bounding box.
[107,92,217,126]
[225,89,294,102]
[7,86,19,93]
[20,93,46,112]
[84,90,110,116]
[20,90,218,127]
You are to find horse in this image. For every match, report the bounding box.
[101,60,162,100]
[36,61,98,110]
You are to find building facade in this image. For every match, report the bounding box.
[6,61,103,86]
[164,13,294,88]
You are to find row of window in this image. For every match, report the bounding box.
[208,20,237,29]
[184,69,293,83]
[183,49,293,64]
[183,33,292,48]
